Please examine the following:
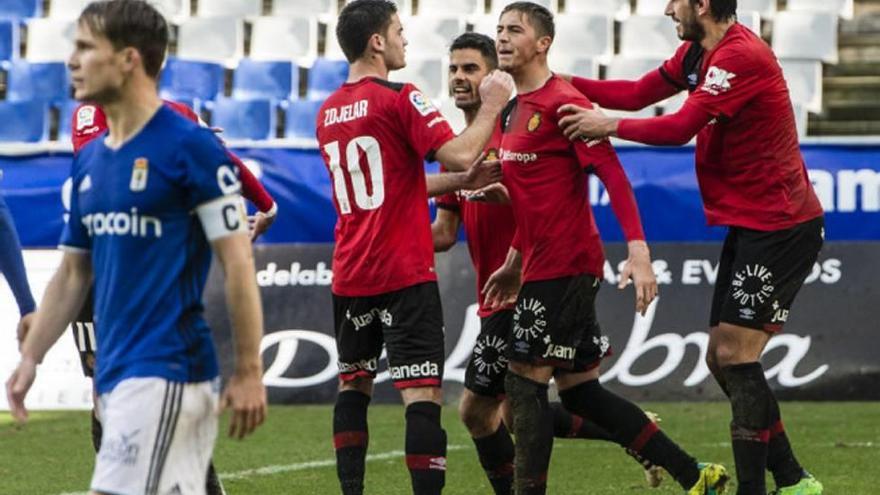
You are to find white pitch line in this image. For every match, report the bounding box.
[56,445,467,495]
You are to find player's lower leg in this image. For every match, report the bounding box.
[333,389,371,495]
[722,362,773,495]
[205,461,226,495]
[404,401,447,495]
[505,371,554,495]
[460,393,514,495]
[90,409,102,452]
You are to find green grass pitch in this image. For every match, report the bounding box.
[1,402,878,494]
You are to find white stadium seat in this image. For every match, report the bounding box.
[792,103,809,138]
[553,13,614,61]
[148,0,190,22]
[787,0,854,21]
[491,0,557,15]
[548,54,599,79]
[620,15,681,59]
[635,0,668,15]
[25,18,75,62]
[250,16,318,64]
[737,10,762,35]
[402,16,467,57]
[603,56,665,118]
[48,0,91,19]
[176,17,244,66]
[469,15,498,38]
[196,0,261,18]
[345,0,411,16]
[389,56,446,100]
[323,20,346,60]
[273,0,336,17]
[737,0,776,19]
[418,0,484,16]
[772,11,839,64]
[566,0,632,21]
[438,98,467,134]
[779,59,824,114]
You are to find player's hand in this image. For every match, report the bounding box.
[479,70,515,112]
[462,156,502,191]
[16,311,35,349]
[249,205,277,242]
[618,240,657,316]
[557,104,617,141]
[6,356,37,425]
[219,369,267,440]
[482,264,521,310]
[466,183,510,204]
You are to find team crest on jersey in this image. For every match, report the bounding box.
[702,66,736,95]
[527,112,541,132]
[130,158,149,192]
[409,90,437,117]
[485,148,498,161]
[76,105,97,131]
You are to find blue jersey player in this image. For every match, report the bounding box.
[6,2,267,494]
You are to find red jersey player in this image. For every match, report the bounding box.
[482,4,728,494]
[557,1,824,493]
[67,99,276,495]
[315,2,513,495]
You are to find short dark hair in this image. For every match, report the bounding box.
[694,0,737,22]
[336,0,398,63]
[449,32,498,70]
[500,2,555,40]
[79,0,168,79]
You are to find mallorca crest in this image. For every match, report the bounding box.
[527,112,541,132]
[130,158,149,192]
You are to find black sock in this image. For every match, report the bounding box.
[473,423,515,495]
[723,362,773,495]
[549,402,614,441]
[205,460,226,495]
[91,409,102,452]
[559,380,699,490]
[767,397,804,488]
[405,401,447,495]
[505,372,553,495]
[333,390,371,495]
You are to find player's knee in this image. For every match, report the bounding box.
[459,394,500,437]
[508,361,552,383]
[401,386,442,406]
[712,341,741,368]
[339,376,373,396]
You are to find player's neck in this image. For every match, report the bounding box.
[101,83,163,150]
[464,107,479,127]
[511,60,552,94]
[700,18,736,52]
[348,56,390,83]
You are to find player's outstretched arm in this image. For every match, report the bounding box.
[434,71,514,171]
[431,207,461,253]
[426,153,501,198]
[7,251,92,423]
[212,233,267,439]
[0,195,36,321]
[562,70,680,112]
[558,100,712,145]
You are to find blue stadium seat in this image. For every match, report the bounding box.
[159,57,225,104]
[3,60,70,103]
[284,99,322,139]
[307,58,348,100]
[0,21,19,61]
[210,98,275,140]
[0,100,48,142]
[233,59,297,101]
[57,99,82,143]
[0,0,42,19]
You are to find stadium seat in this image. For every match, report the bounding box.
[159,57,225,103]
[792,103,809,138]
[210,98,275,140]
[603,57,666,118]
[402,16,467,57]
[176,17,244,66]
[48,0,91,19]
[469,15,499,38]
[3,61,70,103]
[737,10,761,35]
[635,0,669,15]
[233,59,297,101]
[273,0,336,17]
[772,11,839,64]
[620,15,681,59]
[787,0,854,21]
[553,14,614,61]
[307,58,349,100]
[196,0,262,18]
[779,59,824,114]
[24,18,76,62]
[437,98,467,135]
[323,20,346,60]
[249,16,318,64]
[566,0,631,21]
[491,0,557,15]
[150,0,190,22]
[344,0,411,16]
[284,98,323,139]
[738,0,776,19]
[0,21,18,62]
[417,0,483,16]
[0,100,47,142]
[548,54,599,79]
[0,0,41,19]
[389,57,446,100]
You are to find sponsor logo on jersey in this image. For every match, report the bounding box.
[409,90,437,117]
[500,149,538,165]
[702,66,736,95]
[82,208,163,238]
[527,111,542,132]
[389,360,440,381]
[79,174,92,193]
[76,105,97,131]
[731,263,775,307]
[129,158,149,192]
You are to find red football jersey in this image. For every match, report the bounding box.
[437,125,516,317]
[500,75,644,283]
[660,23,823,230]
[316,78,456,296]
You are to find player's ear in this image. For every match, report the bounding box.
[369,32,385,57]
[537,35,552,55]
[119,47,138,73]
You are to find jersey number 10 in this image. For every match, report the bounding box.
[323,136,385,215]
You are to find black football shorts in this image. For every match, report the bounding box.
[464,310,513,398]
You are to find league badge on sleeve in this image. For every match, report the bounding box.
[130,158,149,192]
[76,105,96,131]
[409,90,437,117]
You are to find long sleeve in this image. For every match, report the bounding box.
[229,151,276,213]
[0,194,35,315]
[617,101,714,146]
[570,70,680,112]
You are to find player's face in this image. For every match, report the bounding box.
[496,11,544,72]
[68,22,128,103]
[666,0,705,41]
[381,15,408,71]
[448,49,491,111]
